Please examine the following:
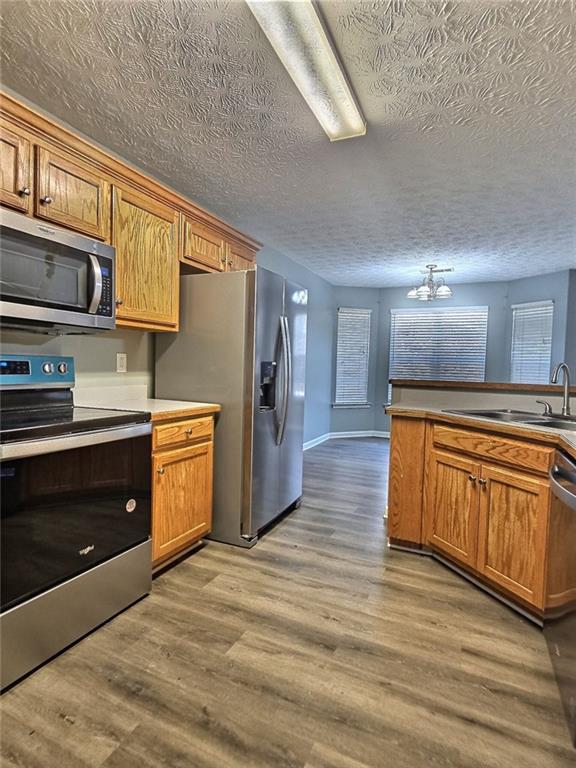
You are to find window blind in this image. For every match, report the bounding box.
[335,307,372,406]
[388,306,488,397]
[510,301,554,384]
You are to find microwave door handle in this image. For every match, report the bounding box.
[87,254,103,314]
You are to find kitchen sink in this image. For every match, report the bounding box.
[445,409,576,432]
[445,409,543,422]
[526,419,576,432]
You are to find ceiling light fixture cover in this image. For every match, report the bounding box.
[246,0,366,141]
[407,265,454,301]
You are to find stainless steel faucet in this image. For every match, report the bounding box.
[551,362,572,416]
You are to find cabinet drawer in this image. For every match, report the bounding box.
[432,424,554,476]
[153,416,213,451]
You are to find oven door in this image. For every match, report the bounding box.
[0,423,151,613]
[0,208,115,332]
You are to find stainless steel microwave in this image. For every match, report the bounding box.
[0,209,115,333]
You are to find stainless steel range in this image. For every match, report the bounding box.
[0,354,152,689]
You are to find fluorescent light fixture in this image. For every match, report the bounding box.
[246,0,366,141]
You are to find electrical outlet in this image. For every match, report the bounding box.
[116,353,127,373]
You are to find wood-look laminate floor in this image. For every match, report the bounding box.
[1,438,573,767]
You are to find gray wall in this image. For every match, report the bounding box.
[566,270,576,371]
[330,270,572,436]
[257,246,334,444]
[0,327,154,395]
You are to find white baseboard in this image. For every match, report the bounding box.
[303,430,390,451]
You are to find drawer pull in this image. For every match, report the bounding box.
[186,428,193,435]
[157,466,165,475]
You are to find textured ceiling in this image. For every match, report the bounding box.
[1,0,575,287]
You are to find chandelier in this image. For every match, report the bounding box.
[406,264,454,301]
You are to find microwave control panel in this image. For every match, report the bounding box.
[0,354,75,389]
[95,259,114,317]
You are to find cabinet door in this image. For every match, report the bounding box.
[476,464,549,608]
[226,241,255,271]
[113,186,179,330]
[387,416,427,546]
[35,147,110,239]
[0,123,32,212]
[152,442,213,564]
[181,215,226,271]
[428,449,480,568]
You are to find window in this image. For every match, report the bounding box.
[388,306,489,398]
[510,301,554,383]
[334,307,372,406]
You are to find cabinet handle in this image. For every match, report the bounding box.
[185,428,193,435]
[478,478,487,486]
[40,195,53,204]
[157,467,165,475]
[19,186,31,196]
[468,474,477,482]
[115,298,123,306]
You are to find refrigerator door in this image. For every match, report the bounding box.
[155,271,255,547]
[249,267,285,536]
[278,282,308,511]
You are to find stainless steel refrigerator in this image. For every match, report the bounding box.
[155,266,308,547]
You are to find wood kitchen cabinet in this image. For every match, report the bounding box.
[390,413,560,616]
[151,414,214,568]
[476,464,549,607]
[36,147,111,240]
[0,92,261,328]
[387,416,426,546]
[112,186,179,331]
[180,215,226,271]
[0,122,32,213]
[428,449,480,569]
[226,240,255,271]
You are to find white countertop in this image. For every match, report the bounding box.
[386,404,576,456]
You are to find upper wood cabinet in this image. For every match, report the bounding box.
[35,147,110,240]
[428,449,480,569]
[112,186,179,331]
[181,215,226,271]
[226,240,255,272]
[476,464,549,608]
[0,122,32,213]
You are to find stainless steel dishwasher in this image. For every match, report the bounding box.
[545,451,576,748]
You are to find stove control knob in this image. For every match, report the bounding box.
[42,362,54,374]
[57,362,68,374]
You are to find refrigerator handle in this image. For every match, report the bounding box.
[276,315,291,446]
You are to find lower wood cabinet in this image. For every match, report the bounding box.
[151,416,214,568]
[476,464,549,607]
[428,449,479,569]
[390,415,558,615]
[426,447,550,609]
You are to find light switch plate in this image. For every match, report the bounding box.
[116,353,127,373]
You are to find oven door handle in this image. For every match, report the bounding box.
[0,422,151,461]
[550,461,576,512]
[87,254,103,315]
